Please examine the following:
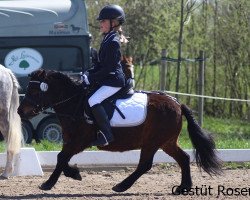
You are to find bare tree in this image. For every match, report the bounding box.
[176,0,199,98]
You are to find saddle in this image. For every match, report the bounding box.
[84,78,135,124]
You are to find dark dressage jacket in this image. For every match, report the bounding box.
[88,31,125,87]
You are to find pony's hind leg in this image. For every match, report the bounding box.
[2,150,14,178]
[112,147,158,192]
[162,144,192,194]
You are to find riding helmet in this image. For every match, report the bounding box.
[97,5,125,25]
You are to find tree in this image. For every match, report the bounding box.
[85,0,250,118]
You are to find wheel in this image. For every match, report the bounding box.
[21,120,33,144]
[37,117,62,143]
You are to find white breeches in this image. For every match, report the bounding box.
[88,86,121,107]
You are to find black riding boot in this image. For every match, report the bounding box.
[91,104,114,146]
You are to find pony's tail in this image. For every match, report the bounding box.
[181,104,222,175]
[7,70,22,154]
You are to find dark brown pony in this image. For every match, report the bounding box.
[17,69,222,194]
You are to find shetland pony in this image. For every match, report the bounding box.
[18,69,222,193]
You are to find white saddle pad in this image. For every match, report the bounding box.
[110,92,147,127]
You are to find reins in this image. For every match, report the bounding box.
[42,92,84,121]
[51,93,81,108]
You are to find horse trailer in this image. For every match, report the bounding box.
[0,0,91,143]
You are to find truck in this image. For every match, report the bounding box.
[0,0,91,143]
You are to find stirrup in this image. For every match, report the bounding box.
[91,131,110,147]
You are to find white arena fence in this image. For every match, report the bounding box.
[0,149,250,169]
[17,149,250,166]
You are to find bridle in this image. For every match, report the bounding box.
[23,81,82,116]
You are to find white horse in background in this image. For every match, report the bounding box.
[0,64,22,178]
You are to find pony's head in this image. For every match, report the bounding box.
[18,69,82,119]
[121,56,134,78]
[121,55,135,86]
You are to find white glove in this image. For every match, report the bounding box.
[81,74,90,85]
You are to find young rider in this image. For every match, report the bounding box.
[81,5,126,146]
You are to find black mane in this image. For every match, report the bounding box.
[48,70,82,89]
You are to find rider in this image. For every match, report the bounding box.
[81,5,126,146]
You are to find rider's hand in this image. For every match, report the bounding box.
[81,74,90,85]
[81,73,90,89]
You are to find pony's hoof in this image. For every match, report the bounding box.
[0,175,9,180]
[73,173,82,181]
[112,183,128,193]
[39,182,53,190]
[64,169,82,181]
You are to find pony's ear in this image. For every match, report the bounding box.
[38,69,47,79]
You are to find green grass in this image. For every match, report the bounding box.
[25,140,62,151]
[178,116,250,149]
[0,143,5,153]
[0,116,249,152]
[0,140,97,152]
[23,140,98,152]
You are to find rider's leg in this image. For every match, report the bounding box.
[88,86,121,146]
[91,104,113,146]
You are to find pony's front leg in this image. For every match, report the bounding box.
[40,151,71,190]
[113,147,158,192]
[63,164,82,181]
[1,150,14,178]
